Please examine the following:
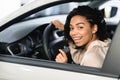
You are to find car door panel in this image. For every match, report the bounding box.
[0,61,117,80]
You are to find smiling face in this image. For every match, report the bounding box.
[69,15,98,49]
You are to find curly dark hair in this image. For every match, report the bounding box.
[64,6,109,43]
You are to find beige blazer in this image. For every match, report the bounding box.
[69,39,111,68]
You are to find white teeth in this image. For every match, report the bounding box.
[73,38,81,40]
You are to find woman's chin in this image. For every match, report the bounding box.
[75,43,82,47]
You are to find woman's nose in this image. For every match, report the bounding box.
[70,28,79,35]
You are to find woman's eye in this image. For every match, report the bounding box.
[69,26,73,31]
[70,27,73,31]
[78,26,84,29]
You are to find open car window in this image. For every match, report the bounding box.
[0,1,119,80]
[0,0,117,68]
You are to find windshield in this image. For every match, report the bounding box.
[24,1,90,20]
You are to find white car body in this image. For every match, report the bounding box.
[0,61,116,80]
[0,0,120,80]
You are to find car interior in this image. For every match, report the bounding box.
[0,1,119,65]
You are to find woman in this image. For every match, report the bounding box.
[52,6,111,68]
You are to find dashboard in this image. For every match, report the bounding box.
[0,22,48,59]
[0,15,66,59]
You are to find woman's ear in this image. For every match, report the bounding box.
[92,24,98,34]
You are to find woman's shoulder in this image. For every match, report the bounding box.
[89,39,111,48]
[86,39,111,56]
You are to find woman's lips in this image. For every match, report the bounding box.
[72,37,82,43]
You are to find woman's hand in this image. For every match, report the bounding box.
[55,49,68,63]
[51,20,64,31]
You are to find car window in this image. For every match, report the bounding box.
[24,2,90,20]
[0,0,118,71]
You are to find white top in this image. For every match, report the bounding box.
[69,39,111,68]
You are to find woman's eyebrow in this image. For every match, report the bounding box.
[76,22,85,25]
[70,22,84,25]
[70,22,85,27]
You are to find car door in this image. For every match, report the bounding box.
[0,55,118,80]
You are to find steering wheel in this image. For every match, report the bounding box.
[43,23,65,60]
